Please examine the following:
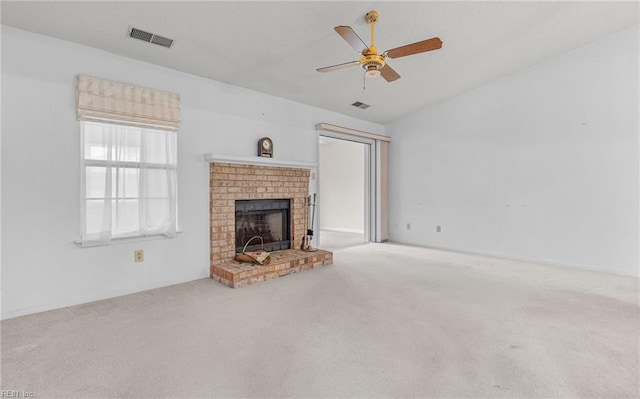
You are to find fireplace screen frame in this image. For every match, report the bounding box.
[235,199,291,253]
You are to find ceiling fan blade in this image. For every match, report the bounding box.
[334,26,368,53]
[385,37,443,59]
[380,64,401,82]
[316,61,360,73]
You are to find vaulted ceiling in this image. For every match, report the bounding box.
[2,1,638,124]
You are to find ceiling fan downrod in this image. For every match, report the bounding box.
[361,10,385,78]
[365,10,379,54]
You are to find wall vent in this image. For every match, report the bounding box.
[129,27,174,48]
[351,101,370,109]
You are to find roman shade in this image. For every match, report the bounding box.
[76,74,181,131]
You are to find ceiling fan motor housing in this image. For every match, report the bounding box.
[360,53,386,72]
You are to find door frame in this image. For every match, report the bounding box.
[316,131,376,246]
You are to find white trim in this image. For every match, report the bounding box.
[316,123,390,142]
[74,231,183,247]
[320,227,365,234]
[317,131,375,245]
[85,159,177,170]
[375,141,382,242]
[203,153,317,169]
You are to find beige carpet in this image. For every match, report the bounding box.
[318,229,366,250]
[2,243,638,398]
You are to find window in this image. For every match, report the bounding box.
[76,74,181,247]
[80,121,178,246]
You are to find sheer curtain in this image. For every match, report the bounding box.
[80,122,177,247]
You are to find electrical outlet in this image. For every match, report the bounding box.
[134,250,144,263]
[436,225,441,233]
[406,223,411,230]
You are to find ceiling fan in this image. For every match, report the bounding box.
[317,10,442,82]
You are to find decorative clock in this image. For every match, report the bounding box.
[258,137,273,158]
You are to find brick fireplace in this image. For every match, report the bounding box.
[209,162,333,287]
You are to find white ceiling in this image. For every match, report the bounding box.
[2,1,638,124]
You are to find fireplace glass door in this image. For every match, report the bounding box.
[235,199,291,253]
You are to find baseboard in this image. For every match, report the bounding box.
[387,241,639,278]
[1,272,210,320]
[321,227,365,234]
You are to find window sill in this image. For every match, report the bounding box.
[74,231,183,247]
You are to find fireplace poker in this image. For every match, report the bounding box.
[301,195,311,251]
[302,193,317,252]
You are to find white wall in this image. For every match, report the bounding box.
[0,26,385,319]
[319,137,365,233]
[387,25,639,277]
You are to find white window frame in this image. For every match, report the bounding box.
[78,121,179,247]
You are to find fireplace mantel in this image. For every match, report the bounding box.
[204,153,317,169]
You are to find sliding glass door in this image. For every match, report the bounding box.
[317,134,374,250]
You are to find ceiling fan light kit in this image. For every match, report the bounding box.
[365,68,381,78]
[317,10,442,84]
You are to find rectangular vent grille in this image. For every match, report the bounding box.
[129,27,174,48]
[150,35,174,48]
[352,101,370,109]
[130,28,153,42]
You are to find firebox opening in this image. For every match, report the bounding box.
[235,199,291,253]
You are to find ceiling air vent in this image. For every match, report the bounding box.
[129,27,174,48]
[151,35,174,48]
[351,101,370,110]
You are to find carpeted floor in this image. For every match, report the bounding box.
[318,229,365,250]
[2,243,639,398]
